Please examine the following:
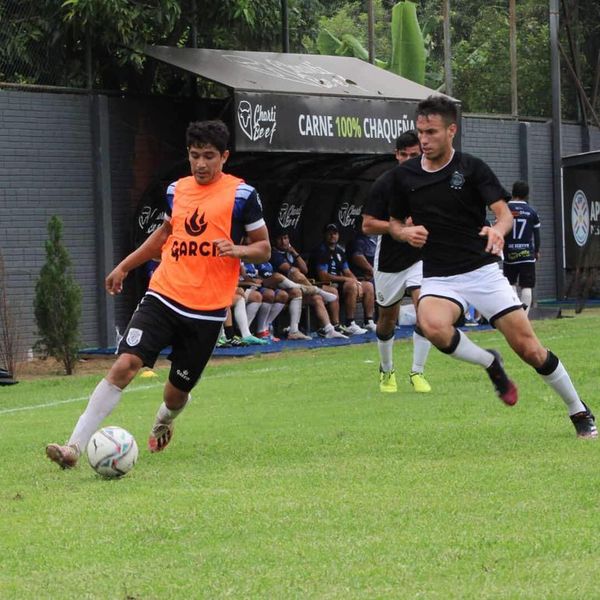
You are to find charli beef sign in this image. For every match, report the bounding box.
[142,47,457,154]
[234,92,417,153]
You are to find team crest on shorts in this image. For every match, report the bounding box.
[126,328,143,346]
[450,171,465,190]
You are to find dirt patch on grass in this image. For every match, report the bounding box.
[14,355,172,381]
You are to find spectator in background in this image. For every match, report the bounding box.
[271,230,346,339]
[231,285,269,346]
[395,131,422,163]
[346,228,376,283]
[503,180,541,317]
[311,224,376,335]
[363,129,432,393]
[240,261,288,341]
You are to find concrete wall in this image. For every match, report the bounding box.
[463,118,596,303]
[1,88,599,351]
[0,89,98,354]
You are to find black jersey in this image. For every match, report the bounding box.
[366,159,423,273]
[388,151,510,277]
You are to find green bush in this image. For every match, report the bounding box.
[34,216,82,375]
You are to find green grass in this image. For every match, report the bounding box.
[2,313,600,599]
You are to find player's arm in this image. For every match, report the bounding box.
[362,213,390,235]
[534,226,541,259]
[351,253,374,279]
[215,225,270,263]
[389,217,428,247]
[288,245,309,275]
[480,200,513,256]
[106,221,172,295]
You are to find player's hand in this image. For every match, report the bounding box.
[105,266,128,295]
[213,238,241,258]
[480,226,504,256]
[402,225,428,248]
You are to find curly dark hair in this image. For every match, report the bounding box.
[186,120,230,153]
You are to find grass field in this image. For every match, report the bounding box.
[1,312,600,599]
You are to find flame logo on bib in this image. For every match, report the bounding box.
[184,209,208,237]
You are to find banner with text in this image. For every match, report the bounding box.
[233,91,423,154]
[563,160,600,269]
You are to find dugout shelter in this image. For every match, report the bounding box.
[135,47,458,263]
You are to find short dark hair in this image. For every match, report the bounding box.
[186,120,229,153]
[396,130,420,151]
[512,180,529,199]
[416,95,458,126]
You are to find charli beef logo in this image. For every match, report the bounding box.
[338,202,362,228]
[237,100,277,144]
[278,202,303,229]
[185,208,208,237]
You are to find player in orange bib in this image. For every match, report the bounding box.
[46,120,270,468]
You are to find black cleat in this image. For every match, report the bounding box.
[570,404,598,439]
[485,349,518,406]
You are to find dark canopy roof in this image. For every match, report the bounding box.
[143,47,459,154]
[144,46,449,101]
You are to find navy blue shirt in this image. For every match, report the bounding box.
[504,200,540,263]
[312,242,349,277]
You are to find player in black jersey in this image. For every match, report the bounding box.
[365,131,432,393]
[386,95,596,438]
[503,180,540,316]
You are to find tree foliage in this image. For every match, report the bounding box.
[0,0,598,119]
[0,0,325,93]
[34,216,82,376]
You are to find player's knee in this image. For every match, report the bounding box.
[518,343,547,368]
[377,312,396,336]
[108,354,142,387]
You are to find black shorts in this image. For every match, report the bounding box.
[503,262,536,288]
[118,295,223,392]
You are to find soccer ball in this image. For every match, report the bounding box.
[87,426,139,478]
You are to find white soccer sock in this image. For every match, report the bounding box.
[378,337,394,372]
[267,302,286,327]
[233,298,252,338]
[255,302,272,332]
[540,361,586,415]
[521,288,532,315]
[278,277,301,290]
[246,301,261,327]
[316,288,338,303]
[412,331,431,373]
[155,395,189,425]
[288,296,303,333]
[450,329,495,367]
[68,378,122,452]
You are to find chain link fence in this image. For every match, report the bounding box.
[0,1,88,89]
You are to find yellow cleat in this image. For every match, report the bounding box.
[410,371,432,393]
[379,368,397,393]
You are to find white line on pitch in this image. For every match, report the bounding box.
[0,365,292,416]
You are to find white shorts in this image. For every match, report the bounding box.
[375,261,423,307]
[419,262,523,324]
